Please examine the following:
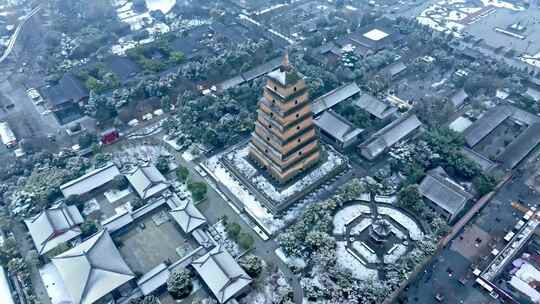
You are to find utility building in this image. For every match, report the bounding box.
[249,53,321,184]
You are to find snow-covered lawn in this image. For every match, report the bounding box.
[384,244,408,264]
[209,221,241,257]
[250,147,345,203]
[275,248,307,269]
[225,145,258,178]
[352,241,379,264]
[378,206,424,241]
[40,263,72,304]
[336,241,378,280]
[332,204,371,234]
[104,188,131,203]
[206,157,283,234]
[82,199,100,216]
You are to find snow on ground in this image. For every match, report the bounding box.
[82,199,100,216]
[275,248,307,269]
[336,241,378,280]
[162,135,182,151]
[225,145,258,178]
[145,0,176,13]
[332,204,371,234]
[181,148,197,162]
[384,244,408,264]
[104,188,131,203]
[352,241,379,263]
[113,144,170,167]
[378,206,424,241]
[40,263,72,304]
[479,0,523,11]
[520,52,540,68]
[206,156,283,233]
[350,218,372,235]
[209,220,241,257]
[250,147,345,203]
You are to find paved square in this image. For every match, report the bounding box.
[117,207,196,274]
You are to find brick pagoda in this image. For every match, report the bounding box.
[249,53,321,184]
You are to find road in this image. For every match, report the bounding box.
[0,6,42,64]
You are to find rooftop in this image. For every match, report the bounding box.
[25,202,84,255]
[60,163,120,198]
[363,29,389,41]
[169,195,207,234]
[125,165,169,199]
[360,114,422,160]
[51,230,134,304]
[41,73,89,107]
[497,123,540,170]
[418,167,473,218]
[191,244,252,303]
[353,94,397,120]
[464,106,540,147]
[313,110,363,143]
[311,82,361,115]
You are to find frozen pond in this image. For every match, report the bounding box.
[146,0,176,13]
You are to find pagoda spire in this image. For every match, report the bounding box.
[280,51,291,72]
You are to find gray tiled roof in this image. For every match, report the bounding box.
[125,165,169,199]
[463,106,512,147]
[463,105,540,147]
[418,167,472,217]
[497,123,540,170]
[41,73,89,106]
[52,230,134,304]
[25,202,84,255]
[191,244,252,303]
[311,82,361,115]
[313,110,363,143]
[168,194,207,233]
[60,163,120,198]
[353,94,397,119]
[360,114,422,160]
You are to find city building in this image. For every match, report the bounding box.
[41,73,89,112]
[191,244,252,303]
[418,167,473,222]
[125,165,169,199]
[359,114,422,160]
[249,53,321,184]
[24,202,84,256]
[50,230,135,304]
[314,110,363,149]
[60,163,121,198]
[353,93,398,121]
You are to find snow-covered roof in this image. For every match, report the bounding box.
[314,110,363,143]
[311,82,361,115]
[25,202,84,255]
[125,165,169,199]
[360,115,422,160]
[168,194,207,234]
[191,244,252,303]
[60,163,120,197]
[137,263,170,296]
[363,29,389,41]
[52,230,134,304]
[353,94,397,119]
